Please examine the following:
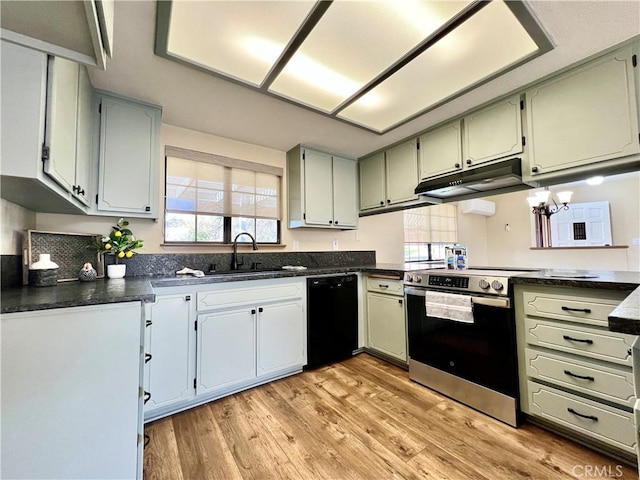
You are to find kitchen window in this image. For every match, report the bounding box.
[164,147,282,244]
[404,204,457,262]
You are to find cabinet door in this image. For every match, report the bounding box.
[0,41,47,176]
[145,294,194,413]
[367,292,407,361]
[97,95,160,215]
[463,95,523,168]
[526,45,640,177]
[303,148,334,226]
[1,303,141,479]
[386,140,418,204]
[419,121,462,179]
[196,308,256,395]
[73,66,92,206]
[332,156,358,228]
[44,56,79,193]
[359,152,386,210]
[257,301,305,377]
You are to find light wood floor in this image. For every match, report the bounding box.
[144,354,638,479]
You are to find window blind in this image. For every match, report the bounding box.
[165,148,282,221]
[403,204,457,243]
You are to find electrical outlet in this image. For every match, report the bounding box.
[505,224,511,232]
[293,240,300,251]
[632,237,640,246]
[333,238,339,251]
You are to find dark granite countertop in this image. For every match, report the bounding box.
[1,264,420,313]
[608,286,640,335]
[1,278,156,314]
[510,269,640,290]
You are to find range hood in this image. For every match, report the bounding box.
[415,158,530,200]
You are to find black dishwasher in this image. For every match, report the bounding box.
[306,274,358,369]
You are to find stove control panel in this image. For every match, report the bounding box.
[428,275,469,289]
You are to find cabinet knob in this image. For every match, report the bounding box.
[145,206,151,212]
[145,353,152,364]
[258,307,264,313]
[143,391,151,405]
[466,159,472,165]
[334,220,339,225]
[454,163,460,169]
[387,199,391,204]
[251,309,256,315]
[380,201,384,206]
[398,299,403,305]
[329,220,333,224]
[531,166,538,173]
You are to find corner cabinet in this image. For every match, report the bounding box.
[287,145,358,229]
[1,303,145,480]
[524,44,640,182]
[515,284,638,457]
[92,93,161,218]
[0,41,91,213]
[359,139,418,212]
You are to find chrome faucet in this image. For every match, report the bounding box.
[231,232,258,270]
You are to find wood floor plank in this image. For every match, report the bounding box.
[143,354,639,480]
[208,393,302,480]
[143,417,185,480]
[171,401,243,480]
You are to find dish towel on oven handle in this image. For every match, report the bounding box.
[424,291,474,324]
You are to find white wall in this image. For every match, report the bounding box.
[1,199,36,254]
[483,172,640,271]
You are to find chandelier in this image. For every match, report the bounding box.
[527,189,573,247]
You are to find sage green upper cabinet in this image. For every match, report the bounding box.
[418,121,462,179]
[331,155,358,228]
[385,139,419,205]
[0,41,89,214]
[524,44,640,181]
[463,95,523,168]
[94,93,161,218]
[287,145,358,229]
[359,152,386,210]
[74,66,93,206]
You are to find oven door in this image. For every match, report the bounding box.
[406,286,518,398]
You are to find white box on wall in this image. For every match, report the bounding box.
[459,199,496,216]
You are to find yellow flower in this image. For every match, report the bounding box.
[126,251,133,258]
[118,251,125,258]
[104,243,112,250]
[114,231,122,237]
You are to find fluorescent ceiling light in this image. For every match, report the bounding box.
[157,0,552,133]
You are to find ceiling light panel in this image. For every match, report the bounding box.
[167,1,315,86]
[268,0,472,112]
[338,0,539,131]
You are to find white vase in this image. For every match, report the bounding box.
[107,264,126,279]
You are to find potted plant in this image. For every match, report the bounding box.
[94,218,143,278]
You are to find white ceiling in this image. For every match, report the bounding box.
[87,1,640,158]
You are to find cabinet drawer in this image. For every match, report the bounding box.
[525,348,635,407]
[197,281,304,312]
[527,381,636,453]
[523,290,621,327]
[525,317,635,366]
[366,276,403,295]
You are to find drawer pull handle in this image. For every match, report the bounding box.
[562,335,593,344]
[563,370,594,381]
[561,306,592,314]
[378,284,389,289]
[567,408,598,421]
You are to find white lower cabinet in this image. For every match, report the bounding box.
[1,303,145,480]
[515,284,638,456]
[366,276,407,362]
[145,278,306,421]
[144,293,195,415]
[197,308,257,395]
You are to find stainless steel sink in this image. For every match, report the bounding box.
[204,268,283,276]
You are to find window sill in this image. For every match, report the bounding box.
[160,242,287,248]
[530,245,628,250]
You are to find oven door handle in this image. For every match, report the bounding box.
[471,296,510,309]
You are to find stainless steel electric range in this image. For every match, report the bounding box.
[404,268,530,427]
